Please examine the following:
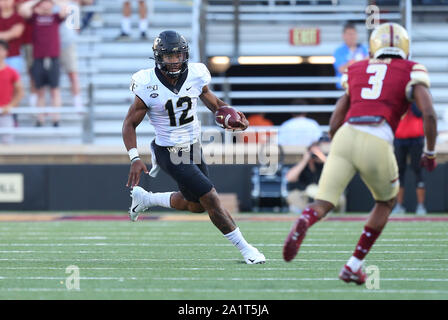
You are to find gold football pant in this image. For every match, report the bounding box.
[316,125,399,206]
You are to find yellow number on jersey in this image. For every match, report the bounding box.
[361,64,388,100]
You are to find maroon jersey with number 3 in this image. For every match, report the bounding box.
[342,58,430,133]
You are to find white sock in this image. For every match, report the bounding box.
[121,18,131,34]
[29,94,37,108]
[146,192,173,208]
[139,19,148,33]
[73,95,83,108]
[346,256,363,272]
[224,227,251,253]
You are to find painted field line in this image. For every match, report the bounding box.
[2,266,448,272]
[0,243,446,248]
[1,276,448,282]
[0,257,447,262]
[1,287,448,295]
[0,250,429,255]
[1,231,446,238]
[151,277,448,282]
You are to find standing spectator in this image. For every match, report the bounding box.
[278,113,321,146]
[0,0,25,73]
[16,0,38,108]
[59,0,83,109]
[19,0,69,127]
[1,0,25,127]
[115,0,148,40]
[392,103,428,215]
[333,22,369,89]
[0,40,24,143]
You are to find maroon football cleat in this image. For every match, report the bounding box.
[338,265,366,285]
[283,217,309,262]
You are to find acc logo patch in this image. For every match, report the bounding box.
[150,93,159,98]
[130,80,138,92]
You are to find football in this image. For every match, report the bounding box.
[215,106,241,129]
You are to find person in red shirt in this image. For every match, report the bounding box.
[0,0,25,73]
[283,23,437,284]
[0,40,24,143]
[19,0,69,127]
[392,103,427,215]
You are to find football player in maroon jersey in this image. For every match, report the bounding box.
[283,23,437,284]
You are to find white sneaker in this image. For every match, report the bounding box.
[128,186,149,222]
[74,95,84,111]
[242,246,266,264]
[391,203,405,215]
[416,204,427,216]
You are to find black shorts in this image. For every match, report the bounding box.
[31,57,60,89]
[151,140,214,203]
[394,137,424,187]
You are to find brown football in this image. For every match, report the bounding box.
[215,106,241,129]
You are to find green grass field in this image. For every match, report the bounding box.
[0,214,447,300]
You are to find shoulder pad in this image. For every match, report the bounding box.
[190,63,211,88]
[405,63,430,102]
[340,72,349,95]
[130,69,151,94]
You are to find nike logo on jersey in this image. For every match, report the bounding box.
[132,205,139,213]
[248,259,255,263]
[186,86,192,91]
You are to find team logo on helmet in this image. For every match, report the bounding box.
[152,30,189,79]
[369,23,409,59]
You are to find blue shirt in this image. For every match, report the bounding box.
[333,43,369,89]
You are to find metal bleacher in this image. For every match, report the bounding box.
[8,0,448,145]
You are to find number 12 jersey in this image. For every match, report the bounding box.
[130,63,211,146]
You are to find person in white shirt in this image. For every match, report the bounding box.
[278,113,322,146]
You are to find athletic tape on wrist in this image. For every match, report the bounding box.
[128,148,139,161]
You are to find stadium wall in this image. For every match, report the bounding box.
[0,164,447,213]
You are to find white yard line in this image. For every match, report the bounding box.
[0,276,447,282]
[0,231,447,237]
[1,266,448,271]
[0,250,429,254]
[0,242,446,247]
[0,258,447,262]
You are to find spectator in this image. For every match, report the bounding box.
[247,113,272,127]
[19,0,69,127]
[115,0,148,40]
[0,40,24,143]
[245,113,274,144]
[278,113,321,146]
[16,0,37,108]
[0,0,25,73]
[285,143,324,213]
[392,103,428,215]
[333,22,369,89]
[59,0,83,109]
[285,137,345,213]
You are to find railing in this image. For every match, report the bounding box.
[202,0,402,60]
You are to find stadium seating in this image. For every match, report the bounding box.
[9,0,448,145]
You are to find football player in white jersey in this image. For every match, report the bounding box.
[122,30,266,264]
